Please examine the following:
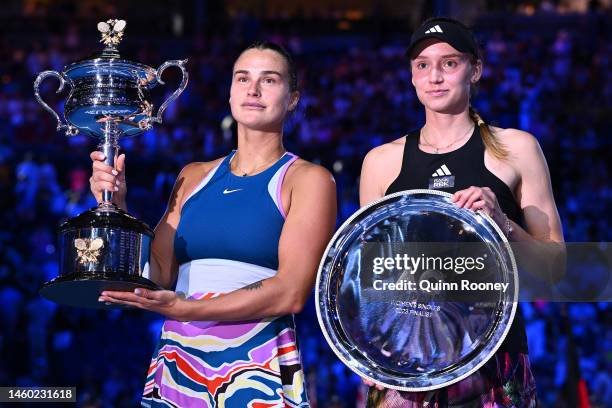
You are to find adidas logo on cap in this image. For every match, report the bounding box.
[425,25,444,34]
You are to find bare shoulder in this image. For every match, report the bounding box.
[361,135,406,185]
[358,136,408,204]
[491,127,544,164]
[179,157,224,181]
[363,136,406,165]
[285,158,335,189]
[175,157,226,203]
[491,127,541,152]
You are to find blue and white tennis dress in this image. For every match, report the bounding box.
[142,151,309,407]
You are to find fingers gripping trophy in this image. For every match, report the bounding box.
[34,19,188,308]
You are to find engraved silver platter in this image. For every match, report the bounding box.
[315,190,518,391]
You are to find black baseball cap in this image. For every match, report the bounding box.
[406,17,480,59]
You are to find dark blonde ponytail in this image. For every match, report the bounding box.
[367,388,386,407]
[469,106,508,160]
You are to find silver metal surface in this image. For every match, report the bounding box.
[316,189,518,391]
[59,227,151,277]
[99,121,120,204]
[33,70,79,136]
[34,19,185,308]
[143,59,189,129]
[33,22,187,139]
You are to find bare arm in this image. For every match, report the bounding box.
[146,165,188,289]
[359,141,404,206]
[506,131,566,282]
[511,131,564,243]
[360,148,386,206]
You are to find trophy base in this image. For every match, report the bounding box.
[39,273,161,309]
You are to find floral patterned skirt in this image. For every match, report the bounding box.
[367,353,537,408]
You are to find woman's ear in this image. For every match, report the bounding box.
[471,59,483,83]
[288,91,300,112]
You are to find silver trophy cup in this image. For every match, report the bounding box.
[34,19,188,308]
[316,190,518,391]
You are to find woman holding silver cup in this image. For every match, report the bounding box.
[90,42,336,407]
[359,17,564,407]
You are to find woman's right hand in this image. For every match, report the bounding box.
[89,151,127,207]
[362,377,385,390]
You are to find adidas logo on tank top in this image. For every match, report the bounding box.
[429,164,455,189]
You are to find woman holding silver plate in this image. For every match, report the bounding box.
[360,17,564,407]
[90,42,336,407]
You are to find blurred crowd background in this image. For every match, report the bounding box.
[0,0,610,407]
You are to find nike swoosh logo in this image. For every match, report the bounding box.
[223,188,243,194]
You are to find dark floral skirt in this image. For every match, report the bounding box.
[367,353,537,408]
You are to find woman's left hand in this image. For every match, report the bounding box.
[99,288,189,321]
[452,186,505,228]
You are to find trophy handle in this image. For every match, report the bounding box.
[33,71,79,136]
[149,59,188,126]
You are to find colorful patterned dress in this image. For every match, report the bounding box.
[367,352,537,407]
[141,152,309,407]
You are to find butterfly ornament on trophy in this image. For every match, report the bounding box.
[97,19,126,47]
[74,238,105,265]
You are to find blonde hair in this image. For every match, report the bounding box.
[469,106,508,160]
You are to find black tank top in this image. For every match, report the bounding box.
[386,127,528,354]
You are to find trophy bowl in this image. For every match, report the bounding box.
[35,19,188,309]
[316,190,518,391]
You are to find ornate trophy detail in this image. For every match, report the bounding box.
[74,238,105,265]
[97,19,126,47]
[35,20,189,308]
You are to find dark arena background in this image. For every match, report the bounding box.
[0,0,610,407]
